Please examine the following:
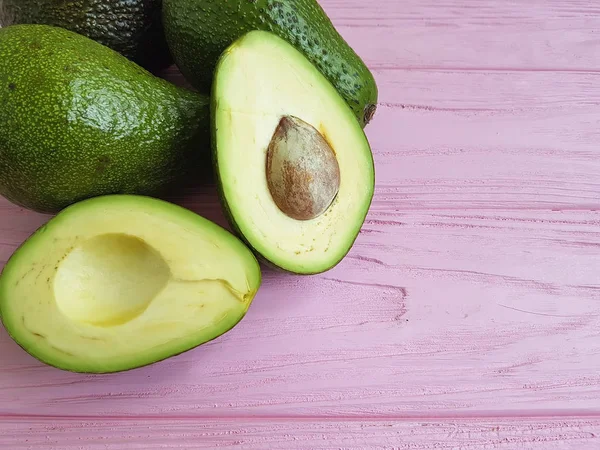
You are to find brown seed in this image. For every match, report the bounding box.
[266,116,341,221]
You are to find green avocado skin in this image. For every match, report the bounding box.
[163,0,378,127]
[0,24,210,214]
[0,0,172,71]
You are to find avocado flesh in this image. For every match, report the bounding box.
[0,24,209,214]
[0,0,172,71]
[212,31,375,275]
[162,0,378,127]
[0,195,262,374]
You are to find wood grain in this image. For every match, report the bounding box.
[1,0,600,447]
[326,0,600,72]
[370,70,600,210]
[1,417,600,449]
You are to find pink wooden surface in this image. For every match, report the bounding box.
[1,0,600,447]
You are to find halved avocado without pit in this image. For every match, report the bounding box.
[212,31,375,274]
[0,195,262,373]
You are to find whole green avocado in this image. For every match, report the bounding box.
[0,0,172,71]
[162,0,378,127]
[0,24,210,214]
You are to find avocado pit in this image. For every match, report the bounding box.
[266,115,341,221]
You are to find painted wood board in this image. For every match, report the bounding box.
[1,0,600,447]
[2,417,600,449]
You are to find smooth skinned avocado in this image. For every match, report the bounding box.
[0,195,262,373]
[0,24,209,214]
[162,0,378,127]
[212,31,375,274]
[0,0,173,71]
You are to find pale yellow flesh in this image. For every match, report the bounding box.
[0,196,261,372]
[214,31,375,273]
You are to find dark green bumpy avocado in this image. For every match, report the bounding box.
[0,0,173,71]
[0,24,209,214]
[162,0,378,127]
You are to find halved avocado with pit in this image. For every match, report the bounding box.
[0,195,262,373]
[212,31,375,275]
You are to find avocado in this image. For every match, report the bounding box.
[0,24,210,214]
[162,0,378,127]
[0,195,262,373]
[0,0,172,71]
[212,31,375,274]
